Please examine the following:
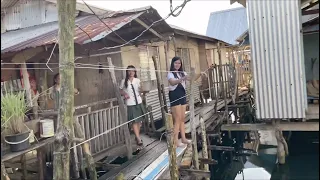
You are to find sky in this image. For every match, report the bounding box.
[85,0,242,35]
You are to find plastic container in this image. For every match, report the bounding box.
[5,131,30,152]
[40,119,55,138]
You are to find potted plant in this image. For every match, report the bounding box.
[1,92,30,152]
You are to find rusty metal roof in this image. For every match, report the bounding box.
[1,7,165,53]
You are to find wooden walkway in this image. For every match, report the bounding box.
[98,91,249,180]
[98,135,167,180]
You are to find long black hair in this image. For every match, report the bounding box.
[170,56,185,79]
[53,73,59,86]
[124,65,137,88]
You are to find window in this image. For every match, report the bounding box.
[139,46,159,82]
[176,48,191,73]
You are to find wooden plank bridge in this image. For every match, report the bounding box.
[97,90,249,180]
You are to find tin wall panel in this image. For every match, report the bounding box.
[247,0,307,119]
[2,0,60,31]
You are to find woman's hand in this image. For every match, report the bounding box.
[181,76,187,81]
[74,88,80,95]
[124,94,130,99]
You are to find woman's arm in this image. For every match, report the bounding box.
[168,77,185,86]
[119,79,130,99]
[168,72,186,86]
[186,72,206,82]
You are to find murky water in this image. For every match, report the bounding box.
[211,132,319,180]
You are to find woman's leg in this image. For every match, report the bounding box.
[132,122,141,142]
[171,105,182,146]
[179,104,190,144]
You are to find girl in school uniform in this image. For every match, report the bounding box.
[167,57,203,147]
[120,65,146,146]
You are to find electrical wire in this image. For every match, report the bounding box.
[70,83,220,150]
[82,0,128,43]
[97,0,191,51]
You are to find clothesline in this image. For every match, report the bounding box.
[70,84,226,149]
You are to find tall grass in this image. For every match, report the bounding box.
[1,92,28,134]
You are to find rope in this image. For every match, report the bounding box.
[70,83,224,149]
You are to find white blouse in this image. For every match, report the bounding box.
[167,72,187,91]
[120,78,142,106]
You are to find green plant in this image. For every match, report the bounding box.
[1,92,28,135]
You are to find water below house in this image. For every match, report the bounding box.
[211,131,319,180]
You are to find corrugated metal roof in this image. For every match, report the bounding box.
[170,24,229,44]
[206,7,248,45]
[1,9,148,53]
[1,0,19,9]
[247,0,307,119]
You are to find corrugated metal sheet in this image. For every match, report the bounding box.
[1,11,144,53]
[1,0,19,9]
[206,7,248,45]
[247,0,307,119]
[2,0,77,33]
[146,81,201,120]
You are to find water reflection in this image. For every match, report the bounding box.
[233,141,319,180]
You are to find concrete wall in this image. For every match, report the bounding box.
[303,33,319,81]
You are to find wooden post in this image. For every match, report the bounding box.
[21,62,33,108]
[1,161,10,180]
[172,37,177,56]
[147,105,156,132]
[21,61,37,120]
[39,65,48,109]
[217,43,231,138]
[161,84,168,113]
[152,56,166,122]
[73,118,97,180]
[189,67,200,170]
[53,0,76,179]
[199,112,209,176]
[37,148,45,180]
[165,113,179,180]
[274,120,289,165]
[107,57,133,159]
[21,155,27,180]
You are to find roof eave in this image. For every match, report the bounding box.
[173,29,230,45]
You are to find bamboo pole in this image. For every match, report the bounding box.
[107,57,133,159]
[199,111,209,176]
[189,67,200,170]
[53,0,76,179]
[152,56,166,122]
[165,113,179,180]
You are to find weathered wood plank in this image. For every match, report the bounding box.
[99,137,160,180]
[2,138,54,162]
[207,145,234,151]
[102,109,108,148]
[108,57,133,159]
[179,169,211,179]
[134,144,187,180]
[180,144,193,169]
[98,111,104,150]
[221,122,319,131]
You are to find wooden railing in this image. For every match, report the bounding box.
[1,79,24,96]
[206,64,237,101]
[74,104,124,155]
[236,62,252,88]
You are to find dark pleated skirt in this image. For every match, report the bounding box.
[127,103,146,123]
